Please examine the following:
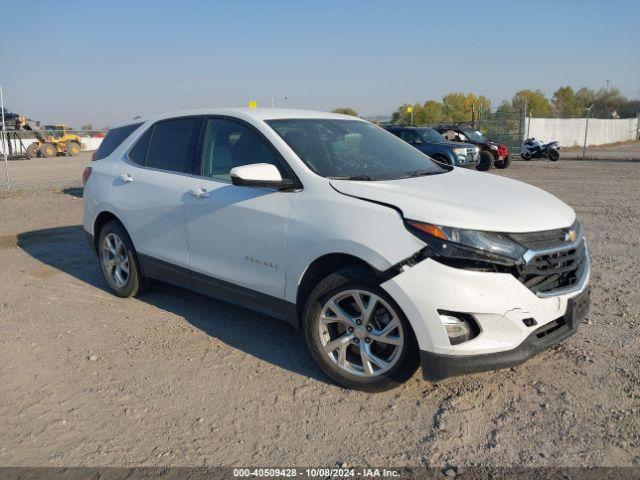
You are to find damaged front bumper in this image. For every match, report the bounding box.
[380,257,590,381]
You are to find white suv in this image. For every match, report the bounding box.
[82,108,590,391]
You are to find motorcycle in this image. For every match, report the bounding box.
[521,138,560,161]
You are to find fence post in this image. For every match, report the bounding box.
[582,109,591,160]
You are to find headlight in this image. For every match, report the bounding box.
[453,147,468,156]
[405,220,527,266]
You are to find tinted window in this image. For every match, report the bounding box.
[146,118,198,173]
[268,119,445,180]
[94,123,142,160]
[419,128,446,143]
[128,127,151,165]
[400,130,420,143]
[201,118,280,181]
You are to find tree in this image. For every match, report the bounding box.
[512,89,552,117]
[419,100,446,124]
[592,87,627,118]
[442,92,491,123]
[81,124,93,131]
[571,86,630,118]
[574,87,595,114]
[552,86,580,117]
[332,107,358,117]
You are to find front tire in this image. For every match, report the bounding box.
[476,151,494,171]
[97,221,146,297]
[303,267,419,391]
[548,149,560,161]
[26,143,39,158]
[66,141,81,156]
[40,142,56,158]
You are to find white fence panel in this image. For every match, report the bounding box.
[527,117,638,147]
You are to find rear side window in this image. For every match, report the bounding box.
[146,118,198,173]
[94,123,142,160]
[128,127,151,165]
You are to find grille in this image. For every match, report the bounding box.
[509,224,577,250]
[519,240,588,295]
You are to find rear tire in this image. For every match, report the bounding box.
[476,151,494,171]
[97,221,147,297]
[303,266,419,391]
[494,155,511,169]
[26,143,39,159]
[40,143,56,158]
[548,149,560,161]
[66,141,81,156]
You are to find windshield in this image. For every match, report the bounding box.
[267,119,446,180]
[418,128,446,143]
[461,128,486,142]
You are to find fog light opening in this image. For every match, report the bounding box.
[438,311,480,345]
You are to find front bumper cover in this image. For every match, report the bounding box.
[421,287,590,381]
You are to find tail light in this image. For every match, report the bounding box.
[82,166,93,185]
[497,144,508,157]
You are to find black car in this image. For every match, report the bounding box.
[383,125,479,168]
[431,123,511,170]
[1,108,21,130]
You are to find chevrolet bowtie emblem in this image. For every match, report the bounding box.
[565,229,577,242]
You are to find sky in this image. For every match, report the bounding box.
[1,0,638,127]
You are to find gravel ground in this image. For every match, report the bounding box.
[1,147,639,468]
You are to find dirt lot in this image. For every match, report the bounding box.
[1,146,639,468]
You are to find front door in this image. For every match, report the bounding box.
[184,117,295,318]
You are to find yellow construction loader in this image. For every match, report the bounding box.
[18,117,82,157]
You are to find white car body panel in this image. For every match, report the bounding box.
[110,159,201,270]
[330,168,575,232]
[184,179,293,298]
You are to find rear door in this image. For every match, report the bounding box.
[110,117,203,287]
[183,117,296,317]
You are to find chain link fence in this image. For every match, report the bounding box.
[477,107,526,154]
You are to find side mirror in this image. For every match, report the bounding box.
[230,163,294,190]
[412,137,423,145]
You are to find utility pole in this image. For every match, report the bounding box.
[1,85,11,193]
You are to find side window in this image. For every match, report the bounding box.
[94,122,142,160]
[128,127,151,165]
[400,130,419,143]
[200,118,280,181]
[146,118,198,173]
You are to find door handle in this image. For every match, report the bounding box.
[189,188,210,198]
[119,173,133,183]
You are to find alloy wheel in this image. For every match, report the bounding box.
[318,289,404,378]
[101,233,130,289]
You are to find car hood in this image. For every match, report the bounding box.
[432,140,476,150]
[330,168,575,233]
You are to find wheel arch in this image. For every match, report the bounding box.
[92,210,126,252]
[431,152,452,165]
[295,253,382,327]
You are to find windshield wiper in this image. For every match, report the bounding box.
[328,175,374,181]
[403,169,440,178]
